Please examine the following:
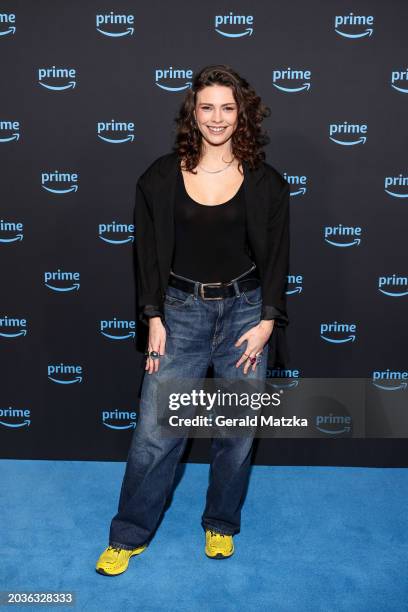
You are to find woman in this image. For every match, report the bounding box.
[96,64,290,576]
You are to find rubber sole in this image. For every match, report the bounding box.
[96,567,121,576]
[205,547,234,559]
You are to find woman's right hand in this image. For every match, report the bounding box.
[145,317,166,374]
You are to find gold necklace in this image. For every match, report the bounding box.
[197,156,235,174]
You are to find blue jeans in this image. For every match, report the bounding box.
[109,277,269,549]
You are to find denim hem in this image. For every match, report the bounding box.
[202,523,235,536]
[109,540,146,551]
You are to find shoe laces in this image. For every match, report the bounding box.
[107,545,122,553]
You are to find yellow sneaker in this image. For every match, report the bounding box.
[205,529,234,559]
[96,543,148,576]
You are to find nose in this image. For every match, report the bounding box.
[211,108,223,122]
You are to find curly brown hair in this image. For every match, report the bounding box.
[172,64,271,173]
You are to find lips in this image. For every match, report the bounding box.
[207,126,227,134]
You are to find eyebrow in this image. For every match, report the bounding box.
[198,102,236,106]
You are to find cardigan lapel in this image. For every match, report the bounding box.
[152,151,267,291]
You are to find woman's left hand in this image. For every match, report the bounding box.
[235,320,275,374]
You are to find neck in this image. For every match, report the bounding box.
[199,140,234,167]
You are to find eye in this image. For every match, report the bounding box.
[199,105,235,111]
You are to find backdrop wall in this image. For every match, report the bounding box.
[1,1,407,465]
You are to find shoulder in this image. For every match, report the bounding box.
[260,160,290,192]
[137,151,178,185]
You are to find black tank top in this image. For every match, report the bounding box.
[171,167,254,282]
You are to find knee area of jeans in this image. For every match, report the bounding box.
[128,445,165,467]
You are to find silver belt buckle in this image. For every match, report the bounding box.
[199,281,224,300]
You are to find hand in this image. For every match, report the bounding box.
[235,320,275,374]
[145,317,166,374]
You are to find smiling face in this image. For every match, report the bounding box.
[193,84,239,147]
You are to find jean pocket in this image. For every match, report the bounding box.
[164,288,193,308]
[241,286,262,306]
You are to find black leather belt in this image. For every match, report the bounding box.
[167,267,260,300]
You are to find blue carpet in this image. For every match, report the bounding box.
[1,460,408,611]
